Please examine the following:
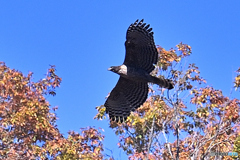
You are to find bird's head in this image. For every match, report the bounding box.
[108,65,127,75]
[108,66,120,73]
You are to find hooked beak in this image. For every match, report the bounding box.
[108,67,112,71]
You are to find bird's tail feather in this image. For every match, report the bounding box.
[151,76,174,89]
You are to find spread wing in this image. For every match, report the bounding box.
[105,77,148,122]
[124,19,158,73]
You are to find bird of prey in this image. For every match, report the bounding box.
[105,19,173,122]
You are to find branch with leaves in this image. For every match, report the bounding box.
[96,42,240,160]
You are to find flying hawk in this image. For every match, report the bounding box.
[105,19,173,122]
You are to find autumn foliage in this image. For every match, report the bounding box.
[0,63,104,159]
[96,42,240,159]
[1,42,240,159]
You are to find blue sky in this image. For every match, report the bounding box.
[1,1,240,159]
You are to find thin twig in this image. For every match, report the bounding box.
[162,121,174,159]
[147,116,155,159]
[176,123,180,160]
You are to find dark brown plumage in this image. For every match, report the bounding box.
[105,19,173,122]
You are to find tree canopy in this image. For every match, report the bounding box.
[1,43,240,159]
